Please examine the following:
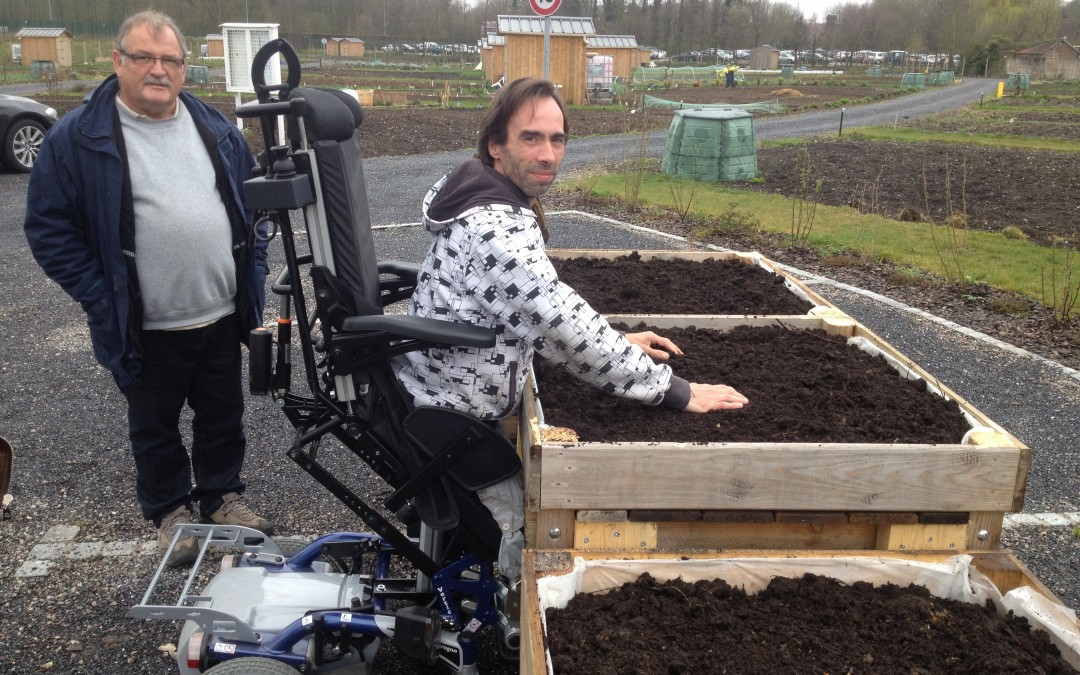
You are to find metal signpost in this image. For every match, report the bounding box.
[529,0,561,80]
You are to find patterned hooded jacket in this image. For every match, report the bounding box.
[393,158,690,419]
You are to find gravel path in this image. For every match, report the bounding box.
[2,77,1076,675]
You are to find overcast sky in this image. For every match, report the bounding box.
[467,1,867,22]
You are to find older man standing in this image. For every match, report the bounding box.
[24,10,272,566]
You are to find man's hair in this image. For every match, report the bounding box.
[115,10,188,57]
[476,78,569,166]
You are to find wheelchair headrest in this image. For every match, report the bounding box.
[287,86,364,145]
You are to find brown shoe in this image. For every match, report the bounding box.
[157,505,198,567]
[204,492,274,535]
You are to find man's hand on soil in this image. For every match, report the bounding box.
[685,383,748,413]
[625,331,683,360]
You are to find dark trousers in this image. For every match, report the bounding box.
[122,315,246,524]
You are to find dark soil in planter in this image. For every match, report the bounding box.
[545,572,1078,674]
[534,325,969,444]
[552,253,815,315]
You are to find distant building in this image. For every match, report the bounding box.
[16,27,73,67]
[496,14,597,106]
[749,44,779,70]
[585,35,647,80]
[205,34,224,58]
[326,37,366,58]
[1006,38,1080,80]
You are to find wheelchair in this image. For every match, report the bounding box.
[131,39,523,675]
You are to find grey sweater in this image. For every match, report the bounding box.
[116,99,235,330]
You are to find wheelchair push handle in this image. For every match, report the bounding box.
[250,38,302,100]
[236,96,307,120]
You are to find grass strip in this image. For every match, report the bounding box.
[570,171,1068,304]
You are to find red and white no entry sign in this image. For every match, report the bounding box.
[530,0,561,17]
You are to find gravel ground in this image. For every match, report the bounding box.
[2,77,1077,675]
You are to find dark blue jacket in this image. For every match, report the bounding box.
[24,75,263,389]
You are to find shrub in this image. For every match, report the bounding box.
[1001,226,1027,240]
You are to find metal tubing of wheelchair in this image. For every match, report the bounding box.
[287,444,440,578]
[271,206,324,397]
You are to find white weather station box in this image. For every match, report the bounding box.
[222,23,280,93]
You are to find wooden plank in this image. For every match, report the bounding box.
[519,377,543,513]
[874,523,968,551]
[775,511,850,524]
[628,509,702,522]
[918,512,970,524]
[602,315,856,337]
[969,551,1063,602]
[656,522,878,551]
[577,510,628,522]
[849,512,919,524]
[702,510,776,523]
[575,521,657,550]
[966,511,1005,550]
[530,509,576,550]
[520,549,546,675]
[539,444,1022,512]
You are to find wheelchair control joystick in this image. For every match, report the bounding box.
[269,145,297,179]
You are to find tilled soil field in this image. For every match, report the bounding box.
[744,139,1080,247]
[33,80,900,159]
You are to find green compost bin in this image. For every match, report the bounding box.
[1005,73,1030,90]
[30,60,56,79]
[186,65,210,85]
[661,108,757,182]
[900,72,926,90]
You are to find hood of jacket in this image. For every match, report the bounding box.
[422,157,531,233]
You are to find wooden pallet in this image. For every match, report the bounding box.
[519,314,1030,554]
[519,549,1076,675]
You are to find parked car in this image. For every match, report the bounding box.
[0,93,57,173]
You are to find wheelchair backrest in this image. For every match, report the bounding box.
[290,86,381,317]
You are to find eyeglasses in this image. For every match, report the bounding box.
[119,50,185,71]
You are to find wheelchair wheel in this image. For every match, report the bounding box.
[274,535,345,572]
[205,656,299,674]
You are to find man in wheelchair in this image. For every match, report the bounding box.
[394,76,749,585]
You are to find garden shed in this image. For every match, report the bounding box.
[482,33,505,85]
[15,27,72,68]
[205,34,224,58]
[1005,38,1080,80]
[326,37,365,58]
[496,14,596,106]
[584,34,647,80]
[749,44,780,70]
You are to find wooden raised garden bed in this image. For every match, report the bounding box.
[518,313,1029,555]
[513,248,1051,674]
[520,549,1080,674]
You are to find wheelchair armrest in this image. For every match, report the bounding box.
[339,314,496,348]
[377,260,420,282]
[378,260,420,306]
